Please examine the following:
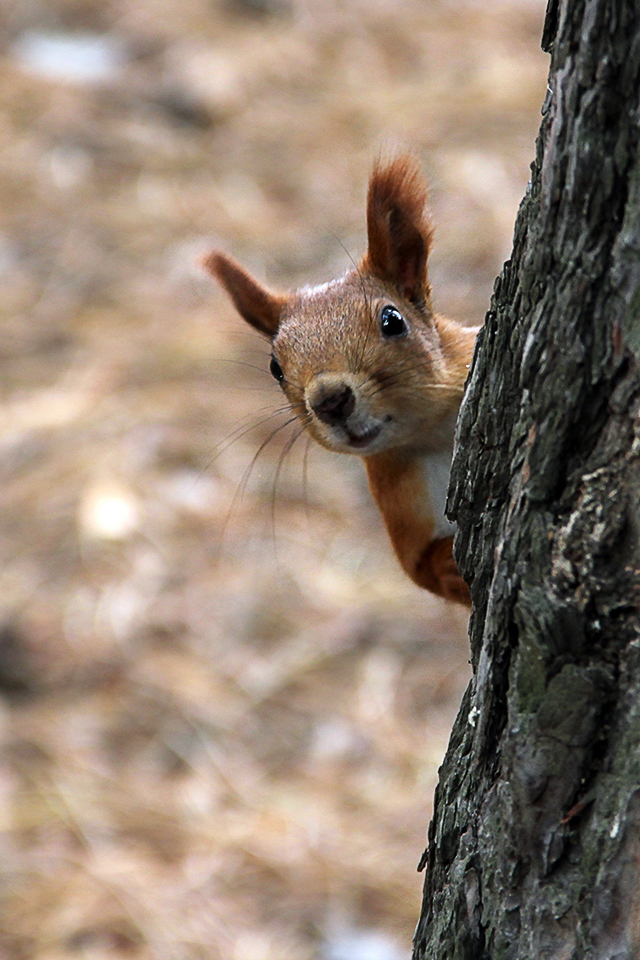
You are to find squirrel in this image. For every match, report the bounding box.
[205,154,479,605]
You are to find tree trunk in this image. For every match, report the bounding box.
[413,1,640,957]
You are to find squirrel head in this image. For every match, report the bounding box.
[206,155,461,457]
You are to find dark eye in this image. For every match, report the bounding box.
[380,305,407,338]
[269,355,285,383]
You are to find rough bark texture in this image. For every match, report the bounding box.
[413,1,640,957]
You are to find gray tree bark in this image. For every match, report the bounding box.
[413,1,640,957]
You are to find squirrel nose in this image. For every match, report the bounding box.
[310,384,355,426]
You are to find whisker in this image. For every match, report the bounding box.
[364,355,427,387]
[217,415,299,577]
[187,405,293,503]
[333,235,358,272]
[360,350,446,384]
[210,357,274,376]
[368,374,462,401]
[269,420,309,562]
[352,264,378,374]
[301,432,313,524]
[219,414,301,550]
[235,415,301,502]
[205,404,294,465]
[329,236,378,374]
[365,357,464,402]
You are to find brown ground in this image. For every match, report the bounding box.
[0,2,547,957]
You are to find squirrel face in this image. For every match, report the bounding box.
[206,154,467,460]
[268,274,456,457]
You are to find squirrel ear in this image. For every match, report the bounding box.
[362,154,433,305]
[204,251,288,338]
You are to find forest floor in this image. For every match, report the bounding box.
[0,1,547,957]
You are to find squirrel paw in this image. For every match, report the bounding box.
[414,537,471,606]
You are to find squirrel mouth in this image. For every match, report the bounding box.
[344,423,383,449]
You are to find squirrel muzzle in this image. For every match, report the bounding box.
[305,374,388,452]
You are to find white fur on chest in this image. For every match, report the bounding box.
[420,450,456,538]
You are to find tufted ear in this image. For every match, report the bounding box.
[204,250,289,338]
[361,154,433,305]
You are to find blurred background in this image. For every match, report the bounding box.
[0,1,547,957]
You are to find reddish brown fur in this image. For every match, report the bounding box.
[365,452,438,573]
[365,452,471,605]
[206,154,479,605]
[416,538,471,605]
[204,251,288,337]
[362,154,434,304]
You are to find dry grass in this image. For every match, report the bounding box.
[0,1,547,956]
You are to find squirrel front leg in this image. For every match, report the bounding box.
[414,538,470,606]
[365,453,471,606]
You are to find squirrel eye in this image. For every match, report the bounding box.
[269,355,285,383]
[380,305,407,338]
